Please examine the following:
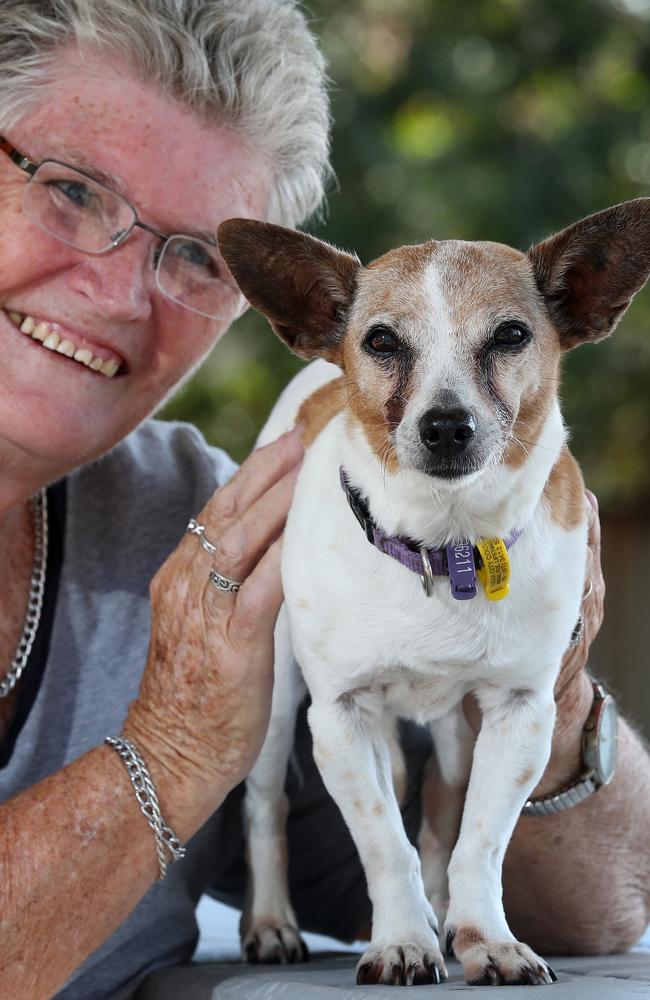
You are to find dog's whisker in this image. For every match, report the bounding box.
[510,435,532,461]
[515,436,557,454]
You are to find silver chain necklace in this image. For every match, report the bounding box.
[0,489,48,699]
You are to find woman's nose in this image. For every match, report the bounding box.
[67,231,156,322]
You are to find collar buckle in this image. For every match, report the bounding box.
[420,547,435,597]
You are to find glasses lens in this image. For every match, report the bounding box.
[23,161,135,253]
[156,235,243,320]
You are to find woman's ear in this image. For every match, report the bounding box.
[217,219,360,365]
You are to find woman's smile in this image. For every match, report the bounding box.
[5,308,122,377]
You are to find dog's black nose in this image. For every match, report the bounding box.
[419,408,476,456]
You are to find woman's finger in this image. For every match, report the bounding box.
[202,429,302,529]
[230,535,285,638]
[581,491,605,650]
[199,466,299,594]
[584,488,601,553]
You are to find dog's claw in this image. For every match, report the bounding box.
[357,960,383,985]
[244,941,258,965]
[457,935,557,986]
[445,928,456,955]
[356,943,446,986]
[242,923,309,965]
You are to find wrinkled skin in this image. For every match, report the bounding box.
[125,430,304,832]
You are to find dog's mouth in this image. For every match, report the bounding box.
[420,455,486,481]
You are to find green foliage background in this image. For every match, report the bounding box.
[162,0,650,514]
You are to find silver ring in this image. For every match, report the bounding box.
[209,568,242,595]
[186,517,217,555]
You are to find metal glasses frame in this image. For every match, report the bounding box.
[0,135,242,319]
[0,134,218,254]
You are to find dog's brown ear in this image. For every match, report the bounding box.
[217,219,360,364]
[528,198,650,350]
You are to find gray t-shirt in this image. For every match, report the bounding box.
[0,419,391,999]
[0,421,236,997]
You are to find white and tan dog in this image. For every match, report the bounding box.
[217,200,650,987]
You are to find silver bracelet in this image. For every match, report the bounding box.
[105,736,186,880]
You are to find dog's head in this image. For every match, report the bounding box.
[218,200,650,483]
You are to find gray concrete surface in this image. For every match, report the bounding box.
[136,951,650,998]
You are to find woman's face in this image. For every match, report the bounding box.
[0,50,270,476]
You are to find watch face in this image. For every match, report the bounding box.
[595,696,618,784]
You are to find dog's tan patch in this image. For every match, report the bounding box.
[438,242,542,334]
[341,329,406,474]
[432,242,564,470]
[503,374,557,469]
[344,388,401,473]
[334,245,440,468]
[454,926,487,954]
[296,598,310,610]
[367,241,436,278]
[516,767,535,788]
[371,800,385,817]
[543,447,585,531]
[296,376,347,447]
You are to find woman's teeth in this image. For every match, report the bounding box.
[9,312,120,377]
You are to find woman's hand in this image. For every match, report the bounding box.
[554,489,605,693]
[123,429,304,834]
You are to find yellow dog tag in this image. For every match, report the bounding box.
[476,537,510,601]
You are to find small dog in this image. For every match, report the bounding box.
[217,199,650,987]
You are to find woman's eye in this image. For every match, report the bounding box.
[365,326,400,355]
[492,323,531,347]
[48,179,94,210]
[170,239,219,277]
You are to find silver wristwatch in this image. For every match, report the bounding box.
[522,681,618,817]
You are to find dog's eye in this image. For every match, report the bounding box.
[492,323,531,348]
[364,326,400,355]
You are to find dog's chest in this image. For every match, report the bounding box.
[285,510,572,704]
[282,439,585,715]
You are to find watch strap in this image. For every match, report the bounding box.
[521,770,598,817]
[520,679,616,818]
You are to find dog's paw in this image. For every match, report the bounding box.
[356,942,447,986]
[242,922,309,965]
[446,926,557,986]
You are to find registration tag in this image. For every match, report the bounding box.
[476,537,511,601]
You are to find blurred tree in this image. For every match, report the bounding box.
[161,0,650,513]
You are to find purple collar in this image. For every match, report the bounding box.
[339,467,522,600]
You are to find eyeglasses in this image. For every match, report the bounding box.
[0,136,244,320]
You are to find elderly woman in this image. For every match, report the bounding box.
[0,2,648,999]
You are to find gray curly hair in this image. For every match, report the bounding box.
[0,0,332,227]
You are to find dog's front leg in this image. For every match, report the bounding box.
[241,605,308,964]
[308,696,447,986]
[445,684,558,986]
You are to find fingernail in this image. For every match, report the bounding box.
[287,427,305,453]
